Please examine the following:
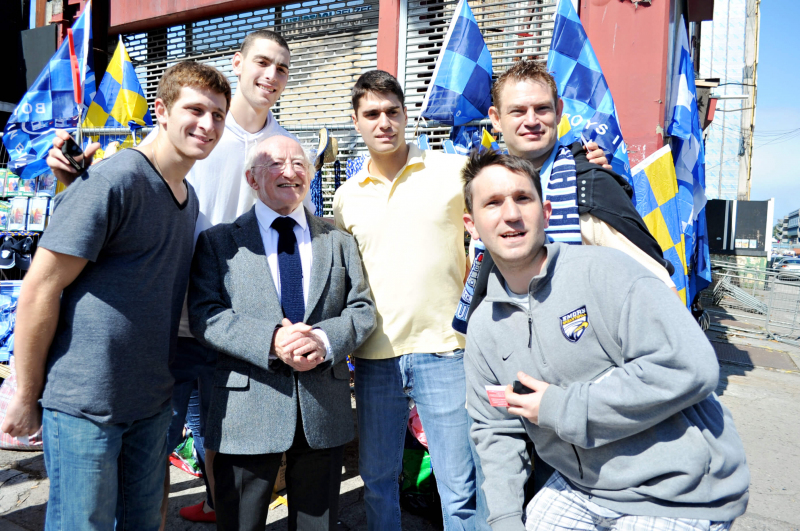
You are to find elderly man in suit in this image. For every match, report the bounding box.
[188,135,377,531]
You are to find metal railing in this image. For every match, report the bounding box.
[701,260,800,346]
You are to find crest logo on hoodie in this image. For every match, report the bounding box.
[559,306,588,343]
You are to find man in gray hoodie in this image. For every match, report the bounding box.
[461,149,749,531]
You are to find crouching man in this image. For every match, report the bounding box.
[187,135,376,531]
[461,149,749,531]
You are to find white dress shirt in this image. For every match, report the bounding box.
[254,200,332,361]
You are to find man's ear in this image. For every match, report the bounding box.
[555,98,564,124]
[542,199,553,229]
[351,113,360,135]
[463,212,481,241]
[232,51,244,78]
[154,98,169,127]
[488,106,502,134]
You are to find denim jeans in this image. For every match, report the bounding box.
[354,351,477,531]
[167,337,217,506]
[42,405,172,531]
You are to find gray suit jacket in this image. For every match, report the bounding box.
[187,206,376,455]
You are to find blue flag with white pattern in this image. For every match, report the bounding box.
[667,16,711,302]
[547,0,631,182]
[2,2,95,180]
[419,0,493,126]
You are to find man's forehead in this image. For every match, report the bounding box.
[175,86,227,113]
[500,80,557,108]
[476,165,535,189]
[359,92,403,111]
[244,38,291,64]
[259,138,304,157]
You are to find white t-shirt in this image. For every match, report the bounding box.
[141,111,314,337]
[503,281,530,311]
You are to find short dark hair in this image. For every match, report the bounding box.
[240,30,290,57]
[491,60,558,111]
[351,70,405,114]
[156,61,231,112]
[462,149,543,214]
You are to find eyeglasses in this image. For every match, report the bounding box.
[251,160,309,176]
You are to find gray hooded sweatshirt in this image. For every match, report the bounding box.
[465,242,749,531]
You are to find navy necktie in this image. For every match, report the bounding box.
[271,216,305,324]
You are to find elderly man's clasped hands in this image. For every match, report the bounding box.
[271,317,326,370]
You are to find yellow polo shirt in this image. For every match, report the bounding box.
[333,144,467,359]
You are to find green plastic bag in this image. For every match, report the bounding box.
[400,448,434,494]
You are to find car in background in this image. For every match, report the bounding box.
[774,258,800,280]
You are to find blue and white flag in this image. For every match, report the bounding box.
[667,16,711,301]
[547,0,631,181]
[419,0,493,126]
[2,2,95,180]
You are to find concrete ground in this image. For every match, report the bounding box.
[1,327,798,530]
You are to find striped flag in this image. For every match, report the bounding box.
[667,16,711,302]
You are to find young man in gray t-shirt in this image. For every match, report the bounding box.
[1,62,231,531]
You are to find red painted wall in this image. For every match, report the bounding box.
[377,0,400,75]
[579,0,671,166]
[110,0,285,34]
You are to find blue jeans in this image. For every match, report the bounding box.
[354,351,477,531]
[167,336,217,507]
[42,405,172,531]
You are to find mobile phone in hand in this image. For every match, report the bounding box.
[61,136,86,171]
[513,380,534,395]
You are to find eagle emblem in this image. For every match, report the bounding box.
[559,306,588,343]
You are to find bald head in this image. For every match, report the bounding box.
[245,135,311,215]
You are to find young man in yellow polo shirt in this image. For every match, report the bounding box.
[333,70,478,531]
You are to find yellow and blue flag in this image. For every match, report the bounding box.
[419,0,493,126]
[667,16,711,302]
[480,128,499,151]
[631,145,689,305]
[446,126,500,155]
[84,37,153,147]
[547,0,631,181]
[2,2,95,180]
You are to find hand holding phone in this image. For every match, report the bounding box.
[61,136,86,172]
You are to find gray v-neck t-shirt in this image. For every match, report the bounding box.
[39,149,199,424]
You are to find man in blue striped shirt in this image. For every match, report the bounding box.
[481,59,676,293]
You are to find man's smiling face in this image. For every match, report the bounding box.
[158,86,227,161]
[246,136,310,215]
[489,80,563,167]
[233,37,290,112]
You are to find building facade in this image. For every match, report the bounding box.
[780,209,799,245]
[699,0,760,200]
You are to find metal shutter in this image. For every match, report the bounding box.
[403,0,558,146]
[121,0,380,216]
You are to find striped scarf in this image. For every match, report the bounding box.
[543,145,582,245]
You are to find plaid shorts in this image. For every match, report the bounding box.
[524,471,734,531]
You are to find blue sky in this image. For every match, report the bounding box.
[748,0,800,222]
